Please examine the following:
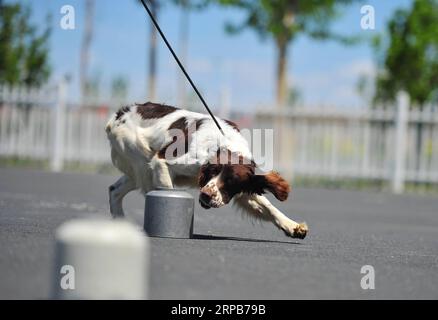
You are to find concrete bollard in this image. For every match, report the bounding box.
[144,188,194,239]
[52,219,149,299]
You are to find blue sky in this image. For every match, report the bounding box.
[14,0,411,111]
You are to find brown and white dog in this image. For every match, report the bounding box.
[105,102,308,239]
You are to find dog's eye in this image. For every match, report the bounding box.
[224,175,238,185]
[210,166,222,176]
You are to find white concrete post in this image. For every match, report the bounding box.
[52,219,149,300]
[51,80,67,172]
[392,92,409,193]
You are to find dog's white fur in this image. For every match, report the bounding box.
[105,103,308,238]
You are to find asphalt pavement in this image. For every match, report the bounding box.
[0,167,437,299]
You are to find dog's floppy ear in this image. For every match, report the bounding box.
[198,164,209,188]
[198,163,222,188]
[249,171,291,201]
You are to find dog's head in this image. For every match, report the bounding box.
[198,150,290,209]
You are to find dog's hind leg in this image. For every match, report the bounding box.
[233,193,308,239]
[109,175,136,218]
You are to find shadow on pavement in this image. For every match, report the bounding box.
[192,233,302,245]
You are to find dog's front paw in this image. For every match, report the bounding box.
[292,222,308,239]
[282,222,308,239]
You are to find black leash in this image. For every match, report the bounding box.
[139,0,225,136]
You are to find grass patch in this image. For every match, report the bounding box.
[0,156,119,175]
[63,161,119,175]
[293,176,388,192]
[0,156,49,170]
[293,176,438,195]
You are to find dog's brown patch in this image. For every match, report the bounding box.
[224,119,240,132]
[169,116,188,132]
[136,102,177,119]
[198,149,256,197]
[158,117,206,159]
[115,106,131,120]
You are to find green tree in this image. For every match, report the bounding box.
[80,0,95,104]
[213,0,359,107]
[0,2,51,87]
[173,0,208,105]
[136,0,164,101]
[373,0,438,108]
[373,0,438,173]
[137,0,206,102]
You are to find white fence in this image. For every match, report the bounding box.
[0,84,111,170]
[255,94,438,192]
[1,85,438,193]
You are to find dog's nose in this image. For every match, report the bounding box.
[199,192,211,204]
[199,192,212,209]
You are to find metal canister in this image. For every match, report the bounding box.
[144,188,194,239]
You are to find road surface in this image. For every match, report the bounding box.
[0,168,437,299]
